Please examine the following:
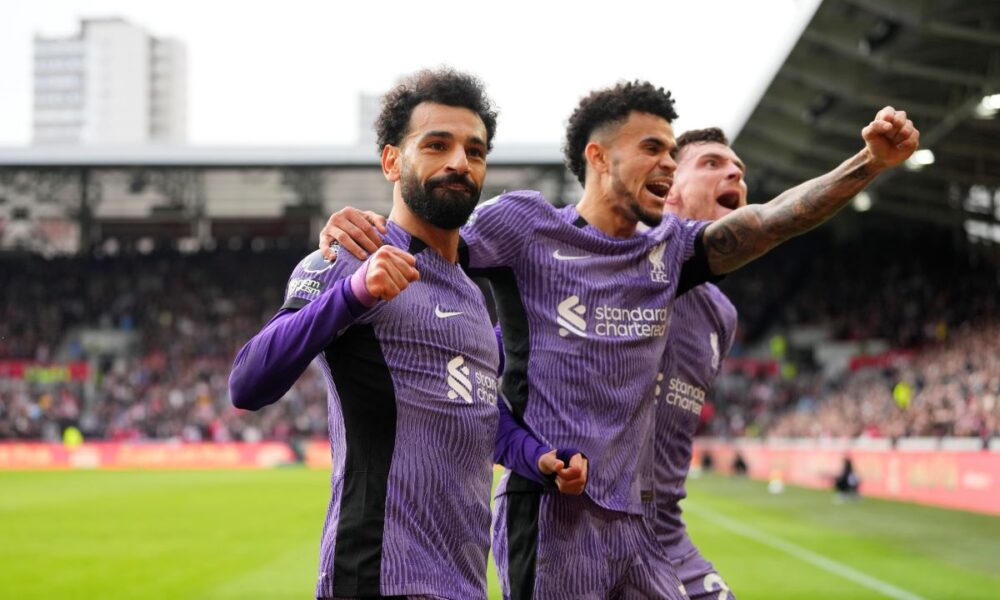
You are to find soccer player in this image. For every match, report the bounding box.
[319,83,919,599]
[495,127,749,599]
[641,127,746,600]
[229,68,570,600]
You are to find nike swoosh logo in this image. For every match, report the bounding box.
[435,306,463,318]
[553,249,592,261]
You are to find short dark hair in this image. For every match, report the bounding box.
[676,127,729,153]
[563,81,678,185]
[375,68,498,154]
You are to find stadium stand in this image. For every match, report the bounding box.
[706,231,999,442]
[2,228,996,444]
[0,247,331,442]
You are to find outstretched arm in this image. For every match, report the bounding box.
[704,106,919,274]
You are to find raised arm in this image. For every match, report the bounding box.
[229,277,367,411]
[229,246,418,410]
[703,107,919,274]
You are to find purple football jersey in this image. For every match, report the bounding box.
[281,222,501,598]
[645,283,737,559]
[462,190,708,514]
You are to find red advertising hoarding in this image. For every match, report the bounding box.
[694,440,1000,515]
[0,442,295,469]
[2,440,996,515]
[0,361,90,382]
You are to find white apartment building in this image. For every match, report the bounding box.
[33,18,187,145]
[358,92,380,150]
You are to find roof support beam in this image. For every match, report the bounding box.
[756,98,864,138]
[735,141,826,181]
[802,29,991,87]
[782,63,952,118]
[741,121,851,164]
[842,0,1000,47]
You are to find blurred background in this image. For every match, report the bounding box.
[1,1,999,598]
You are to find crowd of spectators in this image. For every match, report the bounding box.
[1,231,998,443]
[0,246,329,442]
[766,320,999,439]
[708,231,1000,441]
[720,231,998,348]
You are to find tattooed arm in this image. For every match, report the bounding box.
[704,106,920,274]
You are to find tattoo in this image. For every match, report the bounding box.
[705,219,740,257]
[848,164,869,181]
[705,149,881,274]
[705,204,766,264]
[770,180,825,240]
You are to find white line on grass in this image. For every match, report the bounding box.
[684,502,927,600]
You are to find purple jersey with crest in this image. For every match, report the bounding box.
[645,283,737,559]
[462,190,708,514]
[234,221,500,599]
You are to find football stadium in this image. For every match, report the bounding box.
[2,1,999,599]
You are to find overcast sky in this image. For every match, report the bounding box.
[1,0,822,147]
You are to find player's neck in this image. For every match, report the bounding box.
[388,204,460,264]
[576,189,639,239]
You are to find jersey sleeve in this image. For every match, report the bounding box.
[676,220,722,296]
[494,396,552,485]
[228,250,370,411]
[281,249,362,310]
[495,323,505,376]
[460,190,548,271]
[715,296,739,380]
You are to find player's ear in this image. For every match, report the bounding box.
[584,142,609,176]
[382,145,401,182]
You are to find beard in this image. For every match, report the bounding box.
[400,165,482,230]
[629,201,664,228]
[610,169,663,228]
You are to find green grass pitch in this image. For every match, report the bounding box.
[2,468,998,599]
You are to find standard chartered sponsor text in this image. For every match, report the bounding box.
[475,371,498,404]
[592,305,670,337]
[665,377,705,415]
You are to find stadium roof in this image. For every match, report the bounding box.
[733,0,1000,227]
[6,0,1000,231]
[0,144,564,169]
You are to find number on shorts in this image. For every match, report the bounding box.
[703,573,731,600]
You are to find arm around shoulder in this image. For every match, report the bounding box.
[462,190,549,270]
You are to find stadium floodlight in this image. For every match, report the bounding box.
[904,149,935,171]
[852,191,873,212]
[974,93,1000,118]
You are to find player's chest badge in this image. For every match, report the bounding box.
[648,242,670,284]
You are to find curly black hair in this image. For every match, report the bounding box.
[375,68,498,154]
[676,127,729,153]
[563,81,678,185]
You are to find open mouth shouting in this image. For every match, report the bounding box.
[716,191,741,210]
[644,178,673,200]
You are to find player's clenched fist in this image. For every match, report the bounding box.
[364,245,419,301]
[862,106,920,169]
[538,449,589,495]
